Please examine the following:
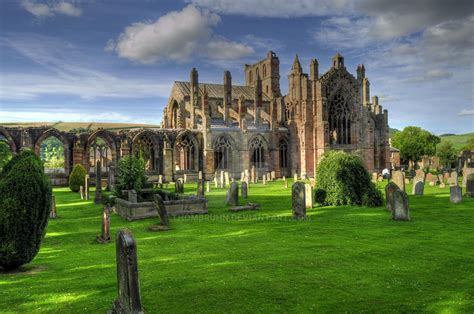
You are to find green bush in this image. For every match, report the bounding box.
[362,183,384,207]
[0,150,52,270]
[68,164,87,192]
[314,189,327,206]
[113,156,147,196]
[316,151,380,207]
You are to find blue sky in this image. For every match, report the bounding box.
[0,0,473,134]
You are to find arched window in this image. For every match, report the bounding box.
[329,91,352,145]
[171,101,179,128]
[89,137,111,173]
[39,136,65,172]
[176,134,196,171]
[213,136,231,170]
[279,139,289,168]
[134,133,155,171]
[250,137,265,168]
[249,70,253,84]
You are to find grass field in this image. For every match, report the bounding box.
[0,180,473,312]
[0,122,160,132]
[440,132,474,150]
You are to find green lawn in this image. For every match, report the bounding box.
[1,180,473,312]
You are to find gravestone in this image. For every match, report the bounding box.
[463,168,474,187]
[450,171,458,186]
[149,194,170,231]
[385,182,399,212]
[426,173,433,183]
[429,181,435,187]
[128,190,138,203]
[226,182,239,206]
[305,184,314,209]
[415,169,425,179]
[437,174,443,185]
[158,175,163,185]
[214,176,218,188]
[293,173,298,182]
[404,178,410,184]
[251,166,256,184]
[271,171,275,180]
[372,172,378,183]
[80,185,84,200]
[183,174,187,183]
[94,161,102,205]
[108,162,116,191]
[175,179,184,194]
[197,179,205,197]
[262,175,266,185]
[378,175,383,182]
[224,172,230,187]
[391,190,410,221]
[391,170,405,192]
[50,195,57,219]
[206,181,210,193]
[439,182,445,188]
[412,178,424,195]
[241,181,248,198]
[97,206,111,243]
[111,229,144,314]
[85,175,90,200]
[465,173,474,197]
[220,171,224,188]
[292,182,306,219]
[283,176,286,181]
[444,172,450,180]
[284,179,288,188]
[450,186,462,203]
[198,171,203,180]
[267,173,271,182]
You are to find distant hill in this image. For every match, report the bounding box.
[0,122,160,132]
[439,132,474,150]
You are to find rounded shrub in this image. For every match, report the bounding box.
[0,150,52,270]
[362,183,384,207]
[314,188,327,206]
[68,164,87,192]
[316,151,381,207]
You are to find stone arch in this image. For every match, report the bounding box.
[279,137,290,169]
[212,134,235,171]
[0,128,17,156]
[174,130,199,172]
[328,87,355,145]
[170,100,180,128]
[85,129,118,173]
[34,128,71,174]
[248,134,268,169]
[132,129,160,173]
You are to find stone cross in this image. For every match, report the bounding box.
[50,195,57,219]
[80,185,84,200]
[465,173,474,197]
[226,181,239,206]
[305,184,314,209]
[292,182,306,219]
[391,190,410,221]
[94,160,102,205]
[241,181,248,198]
[385,182,399,212]
[450,186,462,203]
[206,181,210,193]
[149,194,170,231]
[412,177,424,195]
[85,174,90,200]
[111,229,144,314]
[97,206,111,243]
[391,170,405,192]
[128,190,138,203]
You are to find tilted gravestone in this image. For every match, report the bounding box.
[50,195,57,219]
[392,170,405,192]
[241,181,248,199]
[111,229,144,314]
[465,173,474,197]
[226,182,239,206]
[385,182,400,212]
[94,160,102,205]
[149,194,170,231]
[450,186,462,203]
[305,184,314,209]
[292,182,306,219]
[97,206,111,243]
[412,178,424,195]
[175,179,184,194]
[391,190,410,221]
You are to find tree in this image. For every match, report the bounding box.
[462,136,474,151]
[436,141,458,169]
[113,156,147,196]
[0,141,12,170]
[391,126,440,168]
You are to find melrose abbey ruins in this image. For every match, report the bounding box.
[0,52,390,183]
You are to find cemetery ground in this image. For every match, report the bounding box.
[1,180,473,312]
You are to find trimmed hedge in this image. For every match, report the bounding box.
[0,150,52,270]
[69,164,87,192]
[316,151,383,207]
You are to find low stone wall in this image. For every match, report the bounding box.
[115,196,208,221]
[46,173,68,186]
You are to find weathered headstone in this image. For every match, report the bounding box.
[97,206,111,243]
[251,166,256,184]
[305,184,314,209]
[293,173,298,182]
[385,182,399,212]
[392,170,405,192]
[183,174,187,183]
[412,178,424,195]
[111,229,144,314]
[463,168,474,187]
[220,171,224,188]
[391,190,410,221]
[85,175,90,200]
[50,195,57,219]
[241,181,248,198]
[292,182,306,219]
[197,179,205,197]
[271,171,275,181]
[465,173,474,197]
[450,171,458,186]
[80,185,84,200]
[450,186,462,203]
[94,160,102,205]
[226,181,239,206]
[224,172,230,187]
[437,174,443,185]
[198,171,203,180]
[175,179,184,194]
[214,176,218,188]
[149,194,170,231]
[128,190,138,203]
[108,162,116,191]
[206,181,210,193]
[262,175,266,185]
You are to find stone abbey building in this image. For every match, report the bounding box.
[0,52,390,184]
[163,51,390,179]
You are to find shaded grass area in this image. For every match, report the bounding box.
[1,180,473,312]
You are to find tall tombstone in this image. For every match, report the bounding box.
[214,176,218,188]
[251,166,256,184]
[149,194,170,231]
[385,182,400,212]
[183,174,187,183]
[206,181,210,193]
[465,173,474,197]
[85,174,90,200]
[198,171,203,180]
[262,174,266,185]
[175,179,184,194]
[226,181,239,206]
[158,174,163,185]
[392,170,405,192]
[220,171,224,188]
[284,179,288,189]
[292,182,306,219]
[450,171,458,186]
[197,179,205,197]
[108,162,116,191]
[224,172,230,187]
[94,160,103,205]
[391,190,410,221]
[97,206,111,243]
[450,186,462,203]
[50,195,57,219]
[244,169,249,182]
[128,190,138,203]
[463,168,474,187]
[304,184,314,209]
[271,171,275,181]
[293,173,298,182]
[80,185,84,200]
[412,177,424,195]
[241,181,248,198]
[111,229,144,314]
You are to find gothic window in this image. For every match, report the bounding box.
[176,134,196,170]
[263,64,267,77]
[213,136,231,170]
[250,137,265,168]
[279,139,289,168]
[89,137,110,172]
[171,101,179,128]
[134,133,155,170]
[329,91,352,145]
[249,70,253,84]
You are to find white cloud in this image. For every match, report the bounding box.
[108,5,254,64]
[458,109,474,116]
[22,1,82,18]
[188,0,351,17]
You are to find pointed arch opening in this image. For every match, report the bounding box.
[329,90,352,145]
[213,135,232,171]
